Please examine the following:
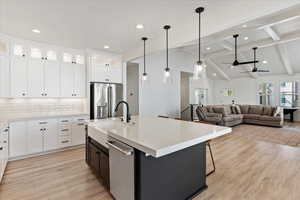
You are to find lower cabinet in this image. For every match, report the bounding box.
[86,136,110,189]
[0,126,9,182]
[9,115,88,159]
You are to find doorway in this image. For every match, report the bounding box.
[126,62,139,115]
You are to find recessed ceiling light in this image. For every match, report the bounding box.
[263,60,268,64]
[242,24,247,28]
[244,37,249,40]
[32,29,41,34]
[104,45,110,49]
[136,24,144,29]
[206,47,211,50]
[212,73,217,76]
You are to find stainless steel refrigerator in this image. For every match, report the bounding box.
[90,82,123,120]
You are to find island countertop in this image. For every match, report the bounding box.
[88,116,232,158]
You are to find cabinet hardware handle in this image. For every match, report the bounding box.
[61,129,69,132]
[3,141,7,143]
[22,93,26,96]
[78,123,84,126]
[105,79,109,82]
[61,140,69,143]
[42,57,44,60]
[45,93,47,96]
[45,57,48,60]
[77,119,84,121]
[61,120,69,122]
[39,122,47,124]
[4,128,8,132]
[0,147,3,150]
[106,141,133,156]
[22,54,26,57]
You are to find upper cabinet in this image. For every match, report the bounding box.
[61,50,86,97]
[10,41,28,97]
[1,35,87,98]
[89,52,123,84]
[0,36,10,97]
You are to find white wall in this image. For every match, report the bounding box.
[132,50,214,118]
[213,74,300,121]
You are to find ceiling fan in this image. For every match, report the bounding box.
[240,47,270,73]
[223,34,259,66]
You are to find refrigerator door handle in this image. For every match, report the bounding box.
[108,85,111,118]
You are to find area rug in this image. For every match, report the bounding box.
[232,123,300,147]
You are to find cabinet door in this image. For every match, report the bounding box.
[107,66,122,83]
[27,120,44,154]
[0,55,10,97]
[10,56,27,97]
[74,64,86,97]
[71,117,87,146]
[100,152,110,188]
[43,119,58,151]
[89,143,101,175]
[2,128,8,169]
[60,63,74,97]
[27,60,44,97]
[94,64,110,82]
[9,121,28,157]
[44,60,60,97]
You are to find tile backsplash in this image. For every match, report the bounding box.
[0,98,88,115]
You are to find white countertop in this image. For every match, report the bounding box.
[0,112,89,123]
[88,116,232,158]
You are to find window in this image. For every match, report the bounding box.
[258,83,274,106]
[280,81,299,107]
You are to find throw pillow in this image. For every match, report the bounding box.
[262,106,273,116]
[231,105,237,114]
[273,107,281,117]
[235,105,242,114]
[240,105,250,114]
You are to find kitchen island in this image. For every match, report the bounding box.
[86,116,232,200]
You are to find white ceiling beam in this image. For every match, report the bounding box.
[263,26,293,75]
[258,15,300,30]
[206,58,231,81]
[263,26,281,41]
[205,30,300,59]
[220,41,234,51]
[275,44,294,75]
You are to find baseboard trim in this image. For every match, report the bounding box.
[8,144,85,161]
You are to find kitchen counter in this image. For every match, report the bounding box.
[0,111,89,122]
[88,116,231,157]
[87,116,232,200]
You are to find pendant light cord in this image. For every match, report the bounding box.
[144,39,146,73]
[254,48,257,68]
[198,11,201,63]
[166,28,169,69]
[235,35,238,61]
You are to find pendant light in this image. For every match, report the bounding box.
[141,37,148,81]
[194,7,205,79]
[163,25,171,80]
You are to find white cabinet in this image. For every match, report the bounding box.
[27,120,44,154]
[10,42,28,97]
[9,121,28,157]
[0,55,10,97]
[43,119,59,151]
[58,117,72,147]
[28,119,59,154]
[0,37,10,97]
[0,126,9,182]
[72,116,88,146]
[27,45,60,97]
[91,54,122,83]
[61,51,86,97]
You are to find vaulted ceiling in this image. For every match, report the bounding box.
[179,5,300,80]
[0,0,299,57]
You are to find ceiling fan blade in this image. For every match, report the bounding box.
[257,70,270,72]
[238,60,259,65]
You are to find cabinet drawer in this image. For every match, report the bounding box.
[59,127,71,136]
[58,136,72,148]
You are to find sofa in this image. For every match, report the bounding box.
[196,104,284,127]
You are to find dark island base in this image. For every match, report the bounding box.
[134,142,207,200]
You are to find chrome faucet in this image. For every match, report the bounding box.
[115,101,131,123]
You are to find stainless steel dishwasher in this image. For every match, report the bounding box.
[107,137,135,200]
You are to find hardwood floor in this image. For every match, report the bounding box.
[1,133,300,200]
